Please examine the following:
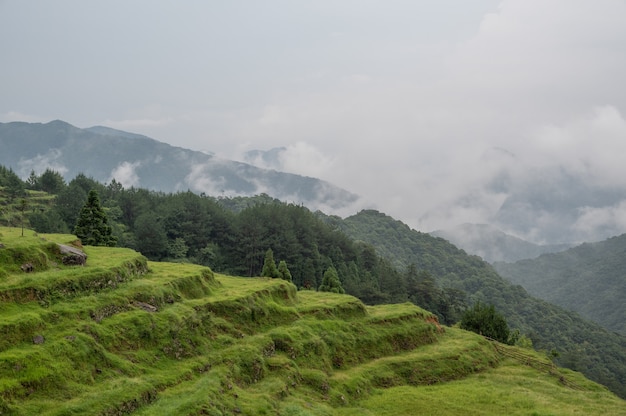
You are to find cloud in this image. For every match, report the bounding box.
[16,149,68,179]
[524,106,626,187]
[4,1,626,244]
[573,200,626,241]
[109,161,141,188]
[183,160,234,197]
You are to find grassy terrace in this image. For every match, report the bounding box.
[0,227,625,415]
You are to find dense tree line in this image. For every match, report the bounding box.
[0,168,464,324]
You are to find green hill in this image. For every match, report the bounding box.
[1,227,624,415]
[332,209,626,399]
[494,234,626,336]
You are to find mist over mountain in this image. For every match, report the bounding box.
[0,121,359,213]
[486,163,626,245]
[3,120,626,246]
[431,223,573,263]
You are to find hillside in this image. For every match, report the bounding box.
[331,209,626,399]
[494,234,626,336]
[431,223,572,263]
[1,227,624,415]
[0,120,358,212]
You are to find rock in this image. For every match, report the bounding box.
[58,244,87,265]
[33,335,45,344]
[133,301,158,312]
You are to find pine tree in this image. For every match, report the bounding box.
[277,260,292,282]
[74,189,117,246]
[319,266,345,294]
[261,248,279,278]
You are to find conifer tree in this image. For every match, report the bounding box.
[277,260,292,282]
[319,266,345,294]
[261,248,279,278]
[74,189,117,246]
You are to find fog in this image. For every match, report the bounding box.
[2,0,626,243]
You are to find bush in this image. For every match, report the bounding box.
[459,302,511,344]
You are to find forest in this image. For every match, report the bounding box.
[0,166,465,325]
[2,165,626,399]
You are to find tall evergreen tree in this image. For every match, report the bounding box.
[319,266,345,294]
[277,260,292,282]
[261,248,280,278]
[74,189,117,246]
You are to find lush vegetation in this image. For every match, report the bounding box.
[494,235,626,336]
[0,227,624,415]
[332,209,626,399]
[1,168,453,317]
[459,302,513,345]
[3,167,626,399]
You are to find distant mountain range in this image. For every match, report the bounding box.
[431,223,573,263]
[0,120,358,212]
[494,234,626,336]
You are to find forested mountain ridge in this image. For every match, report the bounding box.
[2,168,626,399]
[0,120,358,212]
[329,209,626,398]
[494,234,626,336]
[431,223,573,263]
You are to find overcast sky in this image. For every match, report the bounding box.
[2,1,626,243]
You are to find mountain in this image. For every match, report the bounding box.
[327,209,626,398]
[0,120,358,212]
[431,223,573,263]
[241,146,286,167]
[1,227,624,414]
[494,234,626,336]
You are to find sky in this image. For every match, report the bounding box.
[2,1,626,243]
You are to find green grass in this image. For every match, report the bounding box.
[345,362,625,416]
[1,226,625,415]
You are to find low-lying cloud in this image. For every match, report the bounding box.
[17,149,68,178]
[109,161,141,188]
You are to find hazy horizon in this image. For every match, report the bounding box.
[3,1,626,244]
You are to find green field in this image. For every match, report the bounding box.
[0,227,624,415]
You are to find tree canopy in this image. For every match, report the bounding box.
[460,302,511,344]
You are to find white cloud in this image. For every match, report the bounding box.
[109,161,141,188]
[4,1,626,243]
[522,106,626,187]
[573,200,626,241]
[16,149,68,178]
[183,161,231,197]
[280,142,336,178]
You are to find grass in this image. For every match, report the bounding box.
[1,226,625,415]
[345,361,626,416]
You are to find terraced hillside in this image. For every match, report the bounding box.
[0,228,624,415]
